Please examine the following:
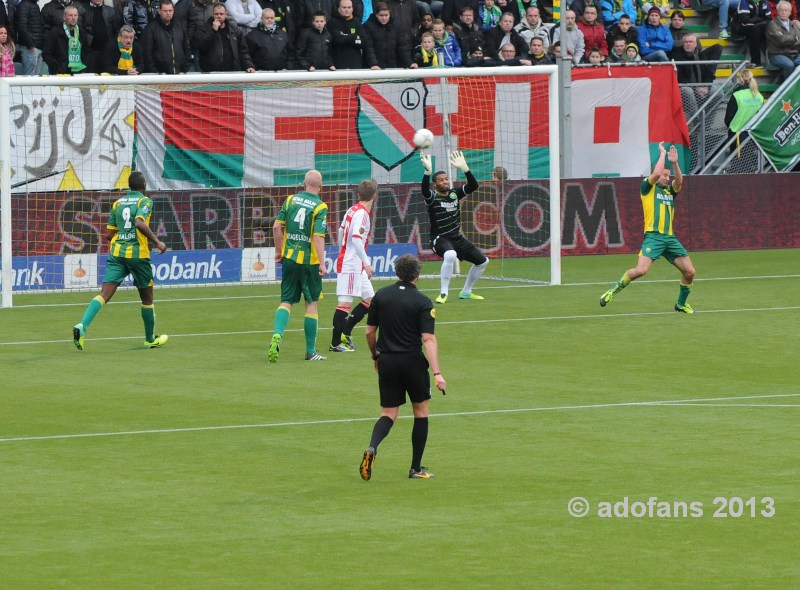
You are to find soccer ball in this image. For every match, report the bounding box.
[413,128,435,149]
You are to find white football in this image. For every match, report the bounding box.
[413,128,435,149]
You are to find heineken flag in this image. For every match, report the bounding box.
[749,68,800,172]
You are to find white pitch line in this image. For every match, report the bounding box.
[1,393,797,444]
[3,305,799,347]
[654,403,800,408]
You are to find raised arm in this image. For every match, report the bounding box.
[668,144,682,191]
[648,141,667,185]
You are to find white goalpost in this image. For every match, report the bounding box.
[0,66,560,309]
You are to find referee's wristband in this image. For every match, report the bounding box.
[433,372,441,376]
[372,353,380,360]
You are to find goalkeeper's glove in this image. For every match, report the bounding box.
[420,151,432,176]
[450,150,469,173]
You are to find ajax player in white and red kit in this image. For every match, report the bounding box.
[330,179,379,352]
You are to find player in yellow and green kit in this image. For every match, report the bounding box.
[599,142,697,313]
[72,171,169,350]
[268,169,329,362]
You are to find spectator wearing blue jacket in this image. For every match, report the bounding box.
[637,6,673,61]
[432,17,461,65]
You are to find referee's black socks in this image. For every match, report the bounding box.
[369,415,394,450]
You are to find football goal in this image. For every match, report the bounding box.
[0,66,560,308]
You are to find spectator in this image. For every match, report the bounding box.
[766,0,800,79]
[623,40,642,62]
[226,0,262,34]
[188,0,214,59]
[584,45,607,63]
[411,30,439,66]
[246,7,293,70]
[668,10,688,46]
[41,0,85,37]
[552,9,586,64]
[1,0,14,41]
[672,34,722,111]
[548,39,561,59]
[732,0,771,66]
[496,40,532,63]
[329,0,379,68]
[515,6,553,49]
[384,0,417,47]
[601,0,637,31]
[16,0,45,75]
[477,0,502,32]
[42,5,88,74]
[139,0,191,73]
[413,11,432,46]
[766,0,797,19]
[0,24,14,76]
[485,11,527,58]
[260,1,295,40]
[295,10,335,70]
[701,0,738,38]
[577,4,608,54]
[297,0,337,30]
[101,24,141,74]
[496,0,536,24]
[637,6,673,61]
[452,6,485,54]
[123,0,154,38]
[528,35,555,62]
[441,0,472,26]
[605,13,637,48]
[364,2,411,67]
[195,2,256,72]
[607,35,627,61]
[432,17,462,64]
[83,0,117,73]
[724,69,764,144]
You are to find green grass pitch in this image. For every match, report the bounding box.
[1,249,798,588]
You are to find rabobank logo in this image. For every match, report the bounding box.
[322,244,417,277]
[11,255,62,290]
[150,251,240,284]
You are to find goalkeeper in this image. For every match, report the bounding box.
[420,150,489,304]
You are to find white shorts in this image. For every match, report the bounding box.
[336,269,375,302]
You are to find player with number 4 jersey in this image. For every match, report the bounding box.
[269,169,329,362]
[331,180,378,353]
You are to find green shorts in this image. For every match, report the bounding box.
[640,233,689,264]
[280,259,322,304]
[103,256,154,288]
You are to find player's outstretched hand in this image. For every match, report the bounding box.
[420,151,432,176]
[658,141,666,156]
[668,145,678,163]
[450,150,469,172]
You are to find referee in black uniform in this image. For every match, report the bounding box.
[359,254,447,481]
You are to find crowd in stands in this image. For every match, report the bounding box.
[0,0,798,84]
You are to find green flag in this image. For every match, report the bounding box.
[749,69,800,172]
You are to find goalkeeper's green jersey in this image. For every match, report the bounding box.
[275,191,328,265]
[640,177,679,236]
[108,191,154,259]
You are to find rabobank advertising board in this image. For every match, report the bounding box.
[11,245,416,291]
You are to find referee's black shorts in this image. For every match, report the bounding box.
[377,351,431,407]
[431,234,487,266]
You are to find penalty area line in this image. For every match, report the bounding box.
[0,393,797,444]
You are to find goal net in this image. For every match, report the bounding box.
[0,67,559,308]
